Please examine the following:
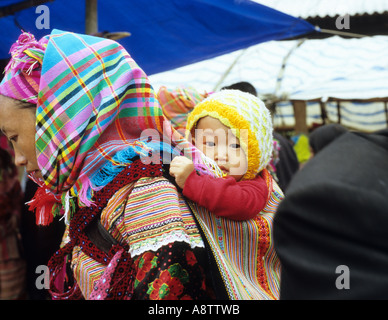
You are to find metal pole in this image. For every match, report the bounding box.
[0,0,53,18]
[85,0,98,35]
[213,48,248,92]
[318,27,366,38]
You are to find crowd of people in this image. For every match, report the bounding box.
[0,29,387,300]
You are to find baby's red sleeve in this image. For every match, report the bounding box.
[182,171,269,220]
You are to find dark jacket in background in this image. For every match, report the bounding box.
[273,132,299,193]
[273,129,388,299]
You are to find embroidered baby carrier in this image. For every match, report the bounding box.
[184,169,283,300]
[48,159,162,299]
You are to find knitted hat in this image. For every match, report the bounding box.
[186,89,273,180]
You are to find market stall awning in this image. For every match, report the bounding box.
[0,0,316,75]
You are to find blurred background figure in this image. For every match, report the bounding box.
[274,128,388,299]
[221,81,258,96]
[309,123,348,157]
[0,133,26,300]
[20,178,65,300]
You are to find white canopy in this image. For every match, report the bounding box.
[253,0,388,18]
[150,35,388,132]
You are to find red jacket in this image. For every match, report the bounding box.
[182,170,268,221]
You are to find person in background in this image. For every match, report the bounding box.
[0,133,26,299]
[274,128,388,299]
[272,131,299,192]
[221,81,257,96]
[291,133,311,168]
[309,123,348,157]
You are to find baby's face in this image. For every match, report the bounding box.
[194,116,248,181]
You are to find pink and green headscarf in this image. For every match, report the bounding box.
[0,29,197,225]
[0,32,47,103]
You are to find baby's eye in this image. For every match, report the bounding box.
[230,143,240,149]
[204,141,216,147]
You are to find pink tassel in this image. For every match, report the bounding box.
[5,31,46,73]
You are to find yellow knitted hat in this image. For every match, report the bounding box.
[186,89,273,180]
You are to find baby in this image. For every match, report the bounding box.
[169,89,274,220]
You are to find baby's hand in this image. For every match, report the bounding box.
[169,156,194,189]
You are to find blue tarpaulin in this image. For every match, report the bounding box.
[0,0,316,75]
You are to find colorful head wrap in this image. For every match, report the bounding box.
[186,89,274,180]
[2,29,203,225]
[0,32,48,104]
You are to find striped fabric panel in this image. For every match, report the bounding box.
[188,178,284,300]
[69,176,205,298]
[71,245,105,298]
[122,177,204,257]
[69,184,133,299]
[100,182,135,243]
[259,181,283,298]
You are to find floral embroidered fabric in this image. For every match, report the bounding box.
[133,243,210,300]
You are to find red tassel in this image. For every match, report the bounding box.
[27,185,60,226]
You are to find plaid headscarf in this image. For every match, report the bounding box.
[40,30,196,219]
[2,29,198,224]
[0,32,47,104]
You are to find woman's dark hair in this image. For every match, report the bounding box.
[16,100,36,109]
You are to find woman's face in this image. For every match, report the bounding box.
[0,95,41,178]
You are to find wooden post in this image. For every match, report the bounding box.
[292,100,308,134]
[85,0,98,35]
[385,101,388,127]
[336,101,342,124]
[319,101,328,124]
[0,0,53,18]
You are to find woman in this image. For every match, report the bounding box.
[0,29,281,300]
[0,29,218,300]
